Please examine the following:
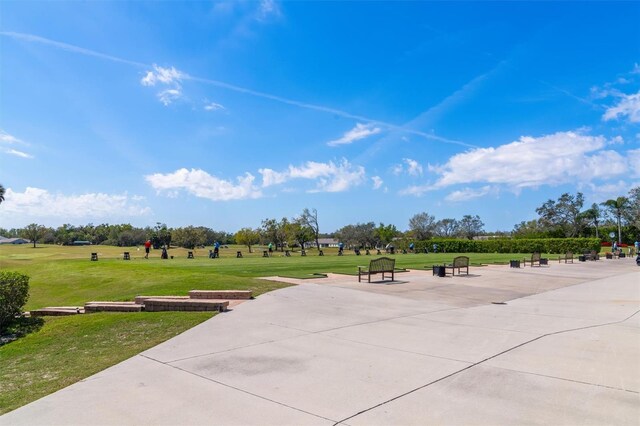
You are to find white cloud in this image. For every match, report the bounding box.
[432,131,621,189]
[0,187,150,219]
[404,158,423,176]
[204,102,225,111]
[258,168,289,187]
[392,158,423,176]
[146,168,262,201]
[327,123,381,147]
[141,64,186,106]
[445,186,493,202]
[401,131,636,197]
[371,176,383,190]
[5,149,33,159]
[141,65,185,86]
[603,91,640,123]
[259,159,366,192]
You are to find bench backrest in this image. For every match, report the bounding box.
[452,256,469,267]
[566,251,573,257]
[369,257,395,272]
[531,252,541,261]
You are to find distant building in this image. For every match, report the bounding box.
[72,241,92,246]
[305,238,339,248]
[0,237,30,245]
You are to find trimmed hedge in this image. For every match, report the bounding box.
[0,271,30,331]
[407,238,600,254]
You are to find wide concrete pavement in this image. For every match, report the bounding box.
[2,258,639,425]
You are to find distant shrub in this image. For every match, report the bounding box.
[0,271,30,331]
[412,238,600,254]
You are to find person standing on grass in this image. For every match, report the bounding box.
[144,239,151,259]
[213,241,220,258]
[268,242,273,254]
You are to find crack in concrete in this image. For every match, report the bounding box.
[332,309,640,426]
[140,354,338,424]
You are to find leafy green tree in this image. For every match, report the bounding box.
[150,223,171,249]
[336,222,376,248]
[173,226,206,249]
[21,224,47,248]
[435,218,459,238]
[235,228,260,253]
[0,271,30,331]
[285,220,314,249]
[261,218,289,251]
[408,212,436,240]
[457,215,485,240]
[625,186,640,231]
[536,192,585,237]
[375,223,399,245]
[601,196,630,243]
[512,219,547,238]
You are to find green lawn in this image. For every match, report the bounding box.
[0,312,213,414]
[0,243,544,413]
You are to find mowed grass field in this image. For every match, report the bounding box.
[0,243,533,413]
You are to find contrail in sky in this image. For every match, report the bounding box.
[1,31,470,147]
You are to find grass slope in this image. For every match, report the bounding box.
[0,312,212,415]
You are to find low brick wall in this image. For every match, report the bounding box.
[134,295,190,305]
[189,290,252,300]
[30,307,83,316]
[144,298,228,312]
[85,302,143,313]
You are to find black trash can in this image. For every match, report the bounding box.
[432,265,446,277]
[509,260,520,268]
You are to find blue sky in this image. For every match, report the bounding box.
[1,1,639,233]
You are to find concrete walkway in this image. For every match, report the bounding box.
[2,259,639,425]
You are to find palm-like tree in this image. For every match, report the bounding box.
[601,197,630,243]
[580,203,601,239]
[0,184,5,204]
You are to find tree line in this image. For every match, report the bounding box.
[1,185,638,249]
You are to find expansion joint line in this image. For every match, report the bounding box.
[140,354,337,423]
[333,309,640,426]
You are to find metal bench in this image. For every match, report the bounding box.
[358,257,396,283]
[523,252,542,267]
[558,251,573,263]
[444,256,469,276]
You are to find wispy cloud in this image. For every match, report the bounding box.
[5,149,34,159]
[445,186,493,202]
[146,168,262,201]
[392,158,423,176]
[204,102,225,111]
[257,0,282,22]
[0,187,150,219]
[2,31,464,146]
[1,130,33,158]
[327,123,381,147]
[0,130,24,144]
[371,176,383,190]
[141,64,186,106]
[157,89,183,106]
[259,159,366,192]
